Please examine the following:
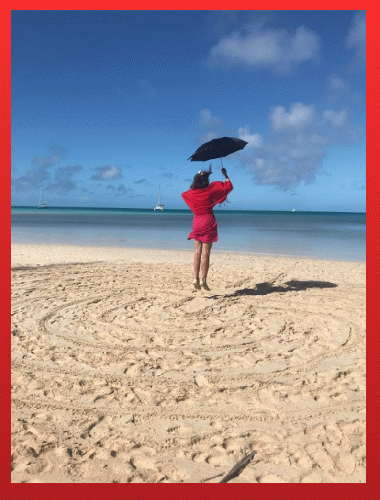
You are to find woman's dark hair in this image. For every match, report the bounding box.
[190,165,212,189]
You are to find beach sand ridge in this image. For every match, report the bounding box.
[11,245,366,483]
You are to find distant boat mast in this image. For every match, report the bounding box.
[154,187,164,211]
[37,189,48,209]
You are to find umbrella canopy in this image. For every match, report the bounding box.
[187,136,248,162]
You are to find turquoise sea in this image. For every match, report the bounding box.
[11,207,366,262]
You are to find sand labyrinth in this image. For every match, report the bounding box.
[11,257,366,483]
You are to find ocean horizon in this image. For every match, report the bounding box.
[11,205,366,213]
[11,206,366,262]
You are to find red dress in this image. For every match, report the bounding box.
[182,180,233,243]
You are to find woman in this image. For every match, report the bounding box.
[182,166,233,290]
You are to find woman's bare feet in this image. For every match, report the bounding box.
[193,279,201,290]
[201,281,210,291]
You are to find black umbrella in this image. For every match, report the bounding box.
[187,136,248,167]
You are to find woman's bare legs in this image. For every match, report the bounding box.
[200,242,213,290]
[193,240,202,289]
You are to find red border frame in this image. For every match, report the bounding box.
[4,2,377,498]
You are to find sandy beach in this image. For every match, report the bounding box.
[11,243,366,483]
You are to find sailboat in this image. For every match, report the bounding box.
[154,188,164,211]
[37,189,48,209]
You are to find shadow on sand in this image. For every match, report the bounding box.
[206,280,338,299]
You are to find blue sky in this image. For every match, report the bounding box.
[11,10,366,211]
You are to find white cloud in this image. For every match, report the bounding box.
[91,165,123,181]
[198,131,218,143]
[47,165,83,193]
[239,101,362,190]
[326,75,363,108]
[238,126,263,147]
[115,184,134,196]
[198,109,223,128]
[215,32,280,64]
[271,103,314,131]
[323,109,347,127]
[206,26,320,73]
[11,146,68,192]
[32,154,60,169]
[134,178,151,186]
[346,11,366,62]
[254,158,265,169]
[197,109,224,145]
[330,77,351,93]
